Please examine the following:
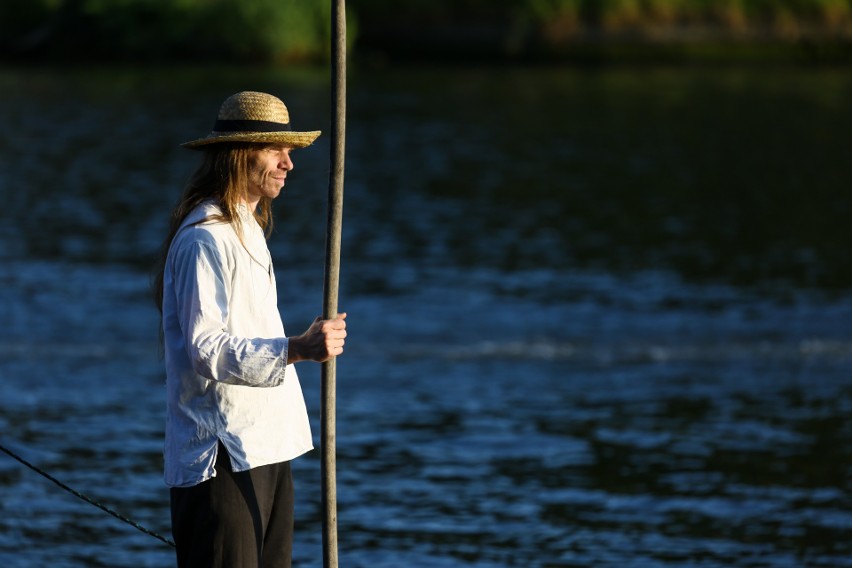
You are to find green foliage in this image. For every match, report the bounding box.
[173,0,331,61]
[1,0,851,63]
[528,0,583,21]
[387,0,852,35]
[1,0,332,62]
[516,0,852,29]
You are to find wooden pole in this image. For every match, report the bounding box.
[322,0,346,566]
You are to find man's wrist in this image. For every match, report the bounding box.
[287,335,304,364]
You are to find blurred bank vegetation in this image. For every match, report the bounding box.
[2,0,852,64]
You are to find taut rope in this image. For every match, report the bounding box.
[0,441,175,548]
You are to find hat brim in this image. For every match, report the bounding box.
[182,130,321,150]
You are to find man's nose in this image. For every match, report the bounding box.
[280,154,294,171]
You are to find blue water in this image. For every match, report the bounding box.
[1,65,851,567]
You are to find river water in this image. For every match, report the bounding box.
[1,64,851,567]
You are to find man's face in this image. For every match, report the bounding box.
[246,144,294,202]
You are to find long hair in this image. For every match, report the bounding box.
[152,142,274,313]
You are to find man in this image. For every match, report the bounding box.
[154,90,347,567]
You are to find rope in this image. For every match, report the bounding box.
[0,441,176,548]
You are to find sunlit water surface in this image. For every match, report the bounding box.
[0,65,851,567]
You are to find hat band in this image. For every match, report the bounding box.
[213,119,293,133]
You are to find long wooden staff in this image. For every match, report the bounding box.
[322,0,346,566]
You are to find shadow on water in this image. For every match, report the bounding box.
[347,66,852,294]
[2,65,851,292]
[0,64,851,567]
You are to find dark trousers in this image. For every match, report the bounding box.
[170,444,294,568]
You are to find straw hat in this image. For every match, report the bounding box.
[182,91,321,149]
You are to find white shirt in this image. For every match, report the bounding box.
[161,200,313,488]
